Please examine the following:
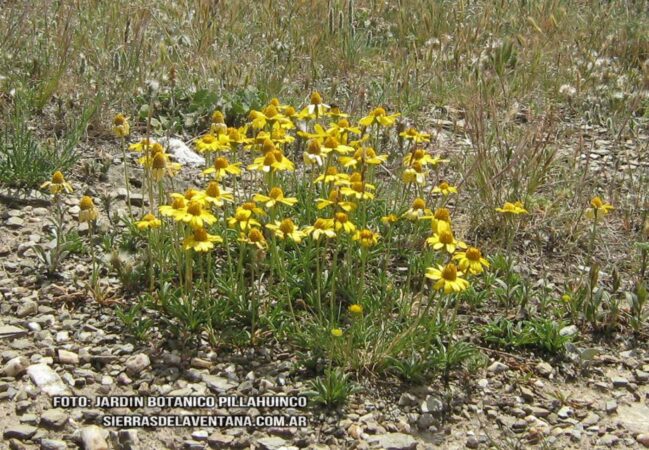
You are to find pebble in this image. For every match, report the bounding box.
[536,362,554,378]
[637,433,649,447]
[368,433,418,450]
[16,300,38,318]
[58,350,79,365]
[257,436,288,450]
[124,354,150,376]
[4,356,28,378]
[606,399,618,414]
[3,424,37,440]
[40,439,68,450]
[487,361,509,374]
[79,426,109,450]
[598,433,619,446]
[420,395,443,415]
[611,376,629,388]
[118,429,140,450]
[398,393,417,407]
[40,409,68,429]
[26,364,68,396]
[207,432,234,448]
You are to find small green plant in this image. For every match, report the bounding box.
[116,299,154,342]
[305,368,360,408]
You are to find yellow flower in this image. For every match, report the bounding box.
[426,222,466,254]
[381,214,399,225]
[561,294,572,303]
[353,229,380,248]
[359,107,400,127]
[325,106,350,120]
[304,218,336,240]
[315,167,349,184]
[453,247,490,275]
[425,263,469,294]
[202,157,242,180]
[330,328,343,337]
[322,136,354,155]
[333,212,356,234]
[176,201,217,229]
[496,201,528,215]
[136,143,166,167]
[422,207,452,234]
[151,152,181,181]
[227,207,261,231]
[432,181,458,196]
[183,227,223,252]
[159,194,187,220]
[247,151,294,173]
[211,110,225,124]
[339,147,387,167]
[340,181,375,200]
[112,114,130,138]
[136,213,162,230]
[41,171,73,195]
[403,148,446,167]
[239,227,268,249]
[303,139,326,166]
[401,162,428,185]
[195,133,229,153]
[129,138,155,153]
[266,218,305,243]
[402,198,432,220]
[399,127,430,143]
[78,196,98,223]
[348,304,363,314]
[198,182,234,207]
[253,187,298,208]
[299,91,330,117]
[316,189,356,212]
[587,196,613,219]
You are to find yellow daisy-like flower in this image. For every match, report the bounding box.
[353,229,380,248]
[322,136,354,155]
[227,207,261,231]
[253,187,298,208]
[78,196,98,223]
[339,147,388,168]
[239,227,268,250]
[195,133,229,153]
[226,126,251,148]
[299,91,330,118]
[41,171,73,195]
[247,151,294,173]
[401,162,428,185]
[112,114,130,138]
[403,148,448,167]
[326,105,349,119]
[159,194,187,220]
[151,152,181,181]
[432,181,458,196]
[348,304,363,314]
[135,213,162,230]
[315,167,349,185]
[586,196,613,219]
[422,207,452,234]
[183,227,223,252]
[137,143,166,168]
[333,212,356,234]
[303,139,326,166]
[453,247,490,275]
[381,214,399,225]
[129,138,155,153]
[399,127,430,143]
[316,189,356,212]
[175,201,217,229]
[330,328,343,337]
[425,263,470,294]
[198,181,234,207]
[359,107,400,127]
[202,157,242,180]
[426,222,466,254]
[266,218,305,243]
[340,181,375,200]
[304,218,336,240]
[403,198,432,221]
[495,201,528,215]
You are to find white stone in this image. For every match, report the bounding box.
[26,363,69,396]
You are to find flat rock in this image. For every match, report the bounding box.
[40,439,68,450]
[369,433,418,450]
[203,374,237,393]
[124,354,150,376]
[58,350,79,365]
[3,424,37,440]
[4,356,28,377]
[637,433,649,447]
[487,361,509,373]
[257,436,288,450]
[0,325,28,339]
[207,432,234,448]
[40,409,68,429]
[27,364,69,396]
[617,404,649,435]
[79,426,109,450]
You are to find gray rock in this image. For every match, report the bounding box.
[487,361,509,373]
[257,436,288,450]
[420,395,443,415]
[559,325,578,337]
[617,404,649,434]
[417,413,434,429]
[117,429,140,450]
[6,216,25,228]
[79,426,109,450]
[536,362,553,377]
[369,433,418,450]
[4,356,28,377]
[16,301,38,318]
[398,393,417,407]
[207,432,234,448]
[203,374,237,393]
[3,424,37,440]
[58,350,79,365]
[558,406,573,419]
[27,364,69,396]
[40,438,68,450]
[597,433,619,446]
[611,376,629,388]
[581,412,600,427]
[124,354,150,376]
[40,409,68,429]
[606,399,618,414]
